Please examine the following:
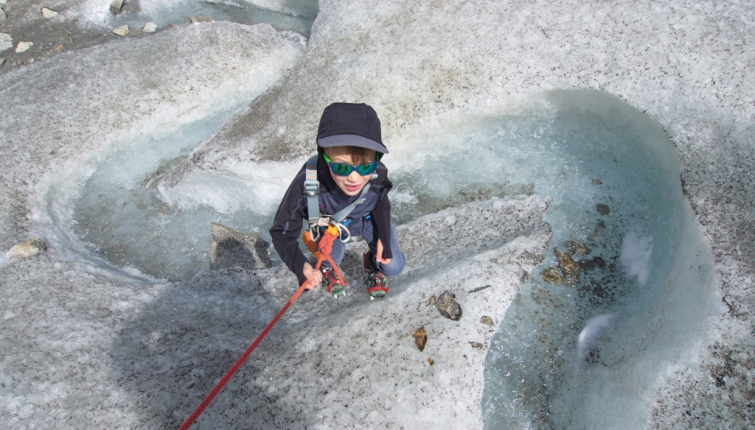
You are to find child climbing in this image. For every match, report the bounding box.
[269,102,406,299]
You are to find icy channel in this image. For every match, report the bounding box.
[475,91,717,428]
[63,89,715,427]
[82,0,318,37]
[71,108,271,280]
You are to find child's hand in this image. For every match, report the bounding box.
[376,239,392,265]
[303,262,322,290]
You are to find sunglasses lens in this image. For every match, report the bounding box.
[328,160,377,176]
[357,162,377,175]
[331,163,353,176]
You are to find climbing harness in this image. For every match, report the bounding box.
[177,226,343,430]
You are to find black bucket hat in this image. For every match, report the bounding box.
[317,103,389,154]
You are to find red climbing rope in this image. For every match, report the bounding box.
[177,226,344,430]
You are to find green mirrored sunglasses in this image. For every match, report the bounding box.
[323,153,379,176]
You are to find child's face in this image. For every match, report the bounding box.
[326,146,374,196]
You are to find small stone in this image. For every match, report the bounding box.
[469,342,483,349]
[0,8,6,23]
[581,256,605,271]
[8,238,47,258]
[143,22,158,33]
[113,25,129,36]
[42,7,58,18]
[540,267,563,285]
[427,357,434,366]
[596,204,610,215]
[435,291,462,321]
[0,33,11,53]
[555,248,579,283]
[590,219,606,239]
[566,240,590,255]
[468,284,491,293]
[413,326,427,352]
[480,316,494,326]
[15,41,33,53]
[110,0,124,14]
[428,295,436,307]
[189,16,212,23]
[0,58,5,67]
[593,178,602,185]
[56,44,64,51]
[210,223,272,271]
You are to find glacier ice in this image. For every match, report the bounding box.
[1,0,754,428]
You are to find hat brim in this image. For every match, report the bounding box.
[317,134,389,154]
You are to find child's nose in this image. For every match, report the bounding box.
[348,170,362,181]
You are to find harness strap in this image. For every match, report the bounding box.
[304,155,320,228]
[332,182,372,223]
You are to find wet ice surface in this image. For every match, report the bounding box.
[1,0,754,429]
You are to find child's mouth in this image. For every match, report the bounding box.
[345,184,361,192]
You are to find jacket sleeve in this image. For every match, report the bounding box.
[269,167,310,286]
[370,165,393,259]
